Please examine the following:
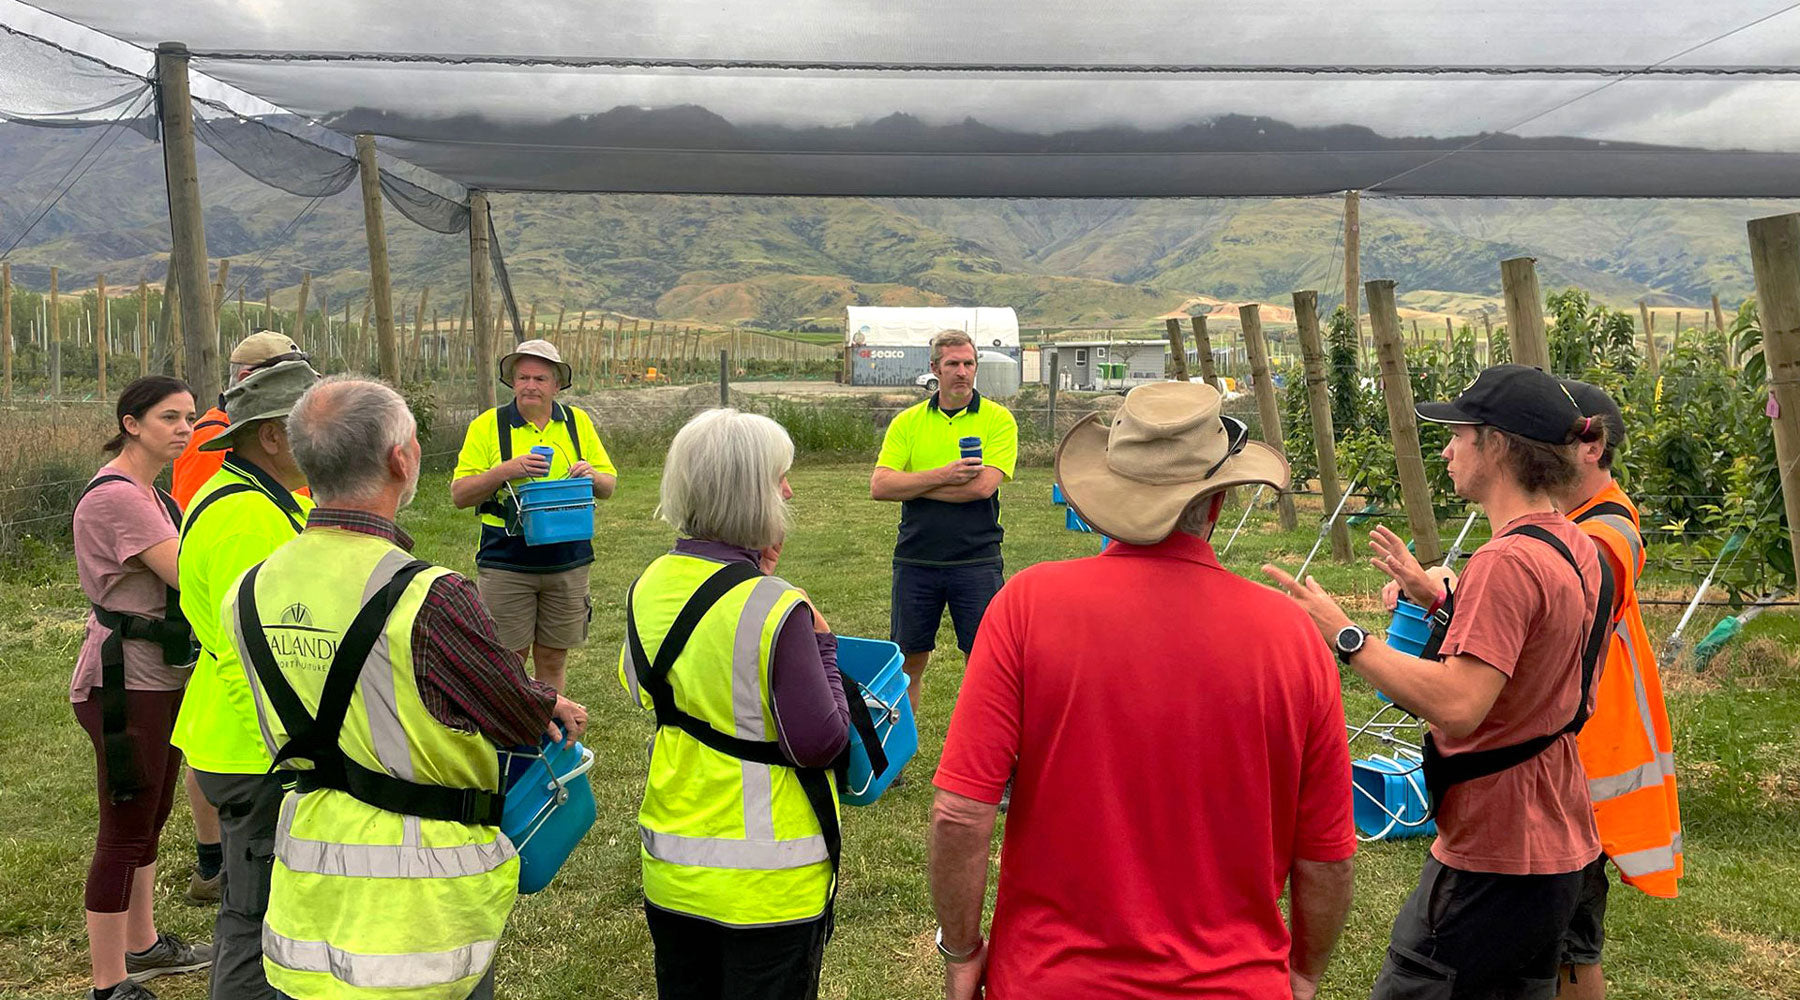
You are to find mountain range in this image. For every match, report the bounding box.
[2,123,1793,332]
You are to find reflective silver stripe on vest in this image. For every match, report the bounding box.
[1588,514,1644,577]
[262,926,497,989]
[357,550,420,780]
[1611,842,1679,878]
[640,825,829,870]
[1615,621,1661,758]
[276,804,516,879]
[1658,751,1676,776]
[734,576,797,844]
[1589,758,1665,802]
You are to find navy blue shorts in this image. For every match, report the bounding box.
[890,561,1005,655]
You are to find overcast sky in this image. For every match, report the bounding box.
[13,0,1800,149]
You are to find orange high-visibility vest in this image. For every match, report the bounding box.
[1570,484,1682,897]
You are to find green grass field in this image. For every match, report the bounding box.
[2,464,1797,998]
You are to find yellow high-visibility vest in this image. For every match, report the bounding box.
[227,528,519,1000]
[619,553,836,926]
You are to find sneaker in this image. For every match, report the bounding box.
[125,932,213,982]
[183,869,222,906]
[88,980,158,1000]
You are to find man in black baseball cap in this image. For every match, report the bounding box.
[1267,363,1610,996]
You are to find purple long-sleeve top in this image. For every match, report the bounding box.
[673,538,850,767]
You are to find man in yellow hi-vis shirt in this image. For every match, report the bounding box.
[871,330,1017,716]
[453,340,615,692]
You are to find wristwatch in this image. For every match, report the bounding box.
[1333,624,1369,665]
[936,926,984,963]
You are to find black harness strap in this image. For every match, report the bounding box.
[1422,525,1616,812]
[237,560,506,826]
[78,475,197,802]
[478,403,588,522]
[1573,501,1634,524]
[626,561,887,938]
[193,418,230,433]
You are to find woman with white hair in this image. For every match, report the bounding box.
[621,408,850,1000]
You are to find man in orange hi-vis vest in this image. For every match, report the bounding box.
[1556,379,1682,999]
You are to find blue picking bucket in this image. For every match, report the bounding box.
[513,478,595,546]
[834,637,918,806]
[1351,751,1436,841]
[501,737,597,894]
[1065,507,1093,533]
[1385,599,1433,657]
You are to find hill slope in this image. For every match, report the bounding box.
[2,124,1791,330]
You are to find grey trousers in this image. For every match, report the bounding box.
[193,769,285,1000]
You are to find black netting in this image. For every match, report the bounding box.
[191,105,359,198]
[487,215,525,343]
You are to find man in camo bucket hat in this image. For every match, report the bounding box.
[452,339,616,692]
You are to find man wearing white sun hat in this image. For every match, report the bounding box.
[452,339,616,692]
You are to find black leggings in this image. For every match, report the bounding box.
[73,689,184,913]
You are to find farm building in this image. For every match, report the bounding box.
[1040,340,1237,391]
[844,306,1021,386]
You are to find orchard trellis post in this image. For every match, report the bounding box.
[1240,303,1297,531]
[1293,290,1351,561]
[469,191,497,409]
[1345,190,1362,354]
[1163,318,1190,381]
[1190,314,1220,391]
[355,133,399,382]
[1745,213,1800,585]
[1367,279,1443,564]
[1,263,10,401]
[1501,257,1550,371]
[96,273,108,399]
[156,44,220,406]
[1639,301,1660,375]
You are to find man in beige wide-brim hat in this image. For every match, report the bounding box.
[929,380,1355,1000]
[452,338,616,693]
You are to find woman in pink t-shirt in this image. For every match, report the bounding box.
[70,376,213,1000]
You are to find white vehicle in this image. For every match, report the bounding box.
[916,372,940,392]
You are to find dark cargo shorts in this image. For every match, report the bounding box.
[1558,855,1611,967]
[1370,856,1588,1000]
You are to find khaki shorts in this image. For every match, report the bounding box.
[476,566,592,652]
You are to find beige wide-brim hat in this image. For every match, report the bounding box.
[229,331,304,366]
[198,359,322,451]
[499,339,573,390]
[1055,381,1290,546]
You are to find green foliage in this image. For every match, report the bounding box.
[398,378,441,450]
[1281,362,1317,484]
[1491,323,1513,364]
[1547,288,1637,378]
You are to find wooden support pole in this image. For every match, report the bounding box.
[1500,257,1550,371]
[1746,214,1800,586]
[414,286,430,378]
[527,303,537,339]
[1294,291,1351,560]
[1367,279,1443,564]
[469,191,497,410]
[1714,292,1733,367]
[295,272,311,353]
[211,259,229,327]
[156,44,220,405]
[163,269,182,379]
[1639,301,1661,375]
[96,273,108,399]
[137,279,149,376]
[237,286,245,337]
[1163,318,1191,381]
[1,263,10,401]
[554,305,565,335]
[264,289,272,330]
[1190,315,1220,391]
[1445,315,1454,344]
[1482,311,1493,363]
[354,133,398,382]
[1345,190,1362,350]
[1239,303,1297,530]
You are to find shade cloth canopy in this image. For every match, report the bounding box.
[7,0,1800,197]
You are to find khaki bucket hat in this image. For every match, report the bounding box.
[499,339,573,390]
[1054,381,1290,546]
[199,359,322,452]
[229,331,304,366]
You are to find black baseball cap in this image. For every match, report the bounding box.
[1560,378,1626,447]
[1416,364,1583,444]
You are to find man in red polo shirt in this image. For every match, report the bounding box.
[930,381,1356,1000]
